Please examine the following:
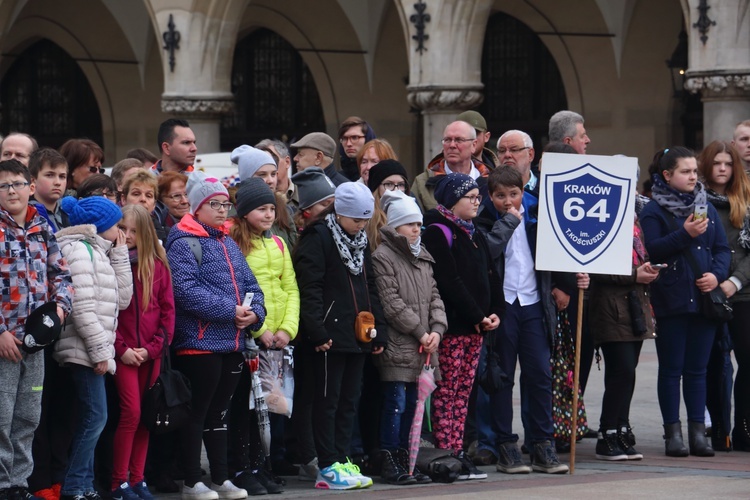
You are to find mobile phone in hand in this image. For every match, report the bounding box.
[694,204,708,222]
[651,263,668,270]
[242,292,254,307]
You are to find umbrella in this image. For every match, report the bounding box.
[246,339,272,468]
[408,348,437,475]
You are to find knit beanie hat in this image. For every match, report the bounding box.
[187,171,229,214]
[61,196,122,233]
[334,182,374,219]
[433,173,479,209]
[381,189,422,228]
[235,177,277,218]
[231,144,276,182]
[367,159,409,192]
[291,167,336,210]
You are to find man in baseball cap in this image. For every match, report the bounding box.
[457,110,499,169]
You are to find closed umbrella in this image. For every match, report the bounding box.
[407,349,437,475]
[246,340,272,469]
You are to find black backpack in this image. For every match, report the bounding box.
[140,337,192,434]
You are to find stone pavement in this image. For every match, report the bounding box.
[158,341,750,499]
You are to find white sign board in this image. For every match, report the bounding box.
[536,153,636,276]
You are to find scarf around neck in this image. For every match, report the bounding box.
[706,188,750,250]
[325,213,368,275]
[437,204,474,239]
[650,174,707,218]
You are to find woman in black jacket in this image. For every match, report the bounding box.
[422,173,504,480]
[293,182,387,490]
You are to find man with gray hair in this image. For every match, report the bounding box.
[548,110,590,154]
[497,130,539,197]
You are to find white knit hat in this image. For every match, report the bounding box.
[231,145,276,182]
[381,190,422,228]
[334,182,374,219]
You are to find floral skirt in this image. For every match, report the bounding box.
[551,310,589,442]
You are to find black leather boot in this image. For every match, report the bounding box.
[687,421,715,457]
[380,450,416,485]
[732,417,750,451]
[663,422,688,457]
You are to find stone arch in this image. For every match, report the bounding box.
[0,39,103,148]
[220,27,325,149]
[479,11,568,148]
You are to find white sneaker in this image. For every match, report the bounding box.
[209,480,247,500]
[299,457,320,482]
[182,482,219,500]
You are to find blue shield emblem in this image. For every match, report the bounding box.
[544,164,631,265]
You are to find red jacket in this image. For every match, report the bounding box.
[115,258,175,361]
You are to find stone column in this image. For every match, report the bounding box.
[683,0,750,143]
[151,2,242,153]
[395,0,493,164]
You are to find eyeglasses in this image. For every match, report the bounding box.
[0,181,30,192]
[166,193,188,202]
[208,200,234,211]
[381,181,408,192]
[87,166,105,174]
[498,147,530,155]
[442,137,473,145]
[462,194,483,204]
[340,135,365,144]
[90,190,118,200]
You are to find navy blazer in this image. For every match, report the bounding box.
[640,200,731,318]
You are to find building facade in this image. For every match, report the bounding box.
[0,0,748,180]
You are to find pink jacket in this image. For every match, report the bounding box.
[115,258,175,361]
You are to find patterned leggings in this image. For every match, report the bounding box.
[432,334,483,451]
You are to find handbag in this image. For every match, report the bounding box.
[348,270,377,343]
[662,207,733,322]
[477,329,511,394]
[141,336,192,434]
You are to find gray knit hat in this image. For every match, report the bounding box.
[291,132,337,158]
[235,177,276,218]
[334,182,374,219]
[187,171,229,214]
[291,167,336,210]
[231,144,276,182]
[381,190,422,228]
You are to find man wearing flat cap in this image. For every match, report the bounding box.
[292,132,348,186]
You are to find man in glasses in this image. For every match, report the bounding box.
[412,120,492,212]
[153,118,197,176]
[336,116,376,181]
[497,130,538,198]
[0,132,38,167]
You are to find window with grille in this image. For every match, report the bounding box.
[0,40,103,149]
[478,12,567,150]
[221,29,324,150]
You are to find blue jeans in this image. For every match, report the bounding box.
[62,364,107,496]
[489,300,553,445]
[379,382,417,450]
[655,314,717,424]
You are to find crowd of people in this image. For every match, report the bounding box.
[1,112,749,500]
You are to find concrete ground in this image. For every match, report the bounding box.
[160,341,750,499]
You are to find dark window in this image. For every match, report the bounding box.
[479,12,567,150]
[221,29,324,150]
[0,40,103,149]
